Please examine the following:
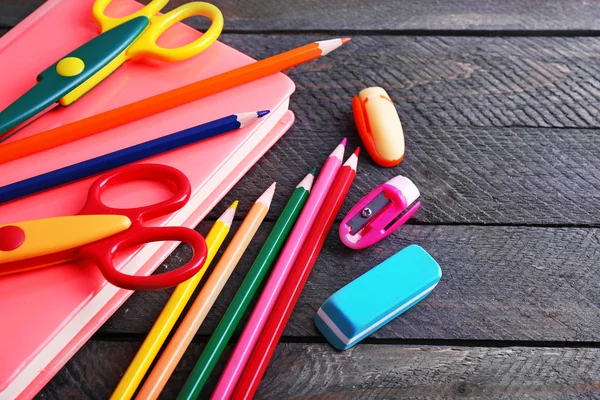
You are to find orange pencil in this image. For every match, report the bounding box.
[0,38,350,164]
[134,183,275,400]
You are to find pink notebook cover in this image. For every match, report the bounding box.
[0,0,295,398]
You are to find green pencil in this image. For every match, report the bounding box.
[177,169,315,400]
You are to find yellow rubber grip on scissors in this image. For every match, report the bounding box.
[93,0,169,33]
[128,2,224,62]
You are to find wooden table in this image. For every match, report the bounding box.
[3,1,600,398]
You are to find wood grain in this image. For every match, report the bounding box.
[202,35,600,224]
[221,34,600,129]
[2,27,600,224]
[6,1,600,32]
[203,119,600,225]
[99,222,600,343]
[38,341,600,399]
[195,0,600,32]
[2,4,599,399]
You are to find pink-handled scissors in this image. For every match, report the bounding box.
[0,164,207,290]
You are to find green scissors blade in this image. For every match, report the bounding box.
[0,16,150,137]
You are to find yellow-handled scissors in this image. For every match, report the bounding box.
[0,0,223,141]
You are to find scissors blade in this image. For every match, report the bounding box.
[0,82,62,143]
[0,16,150,138]
[0,215,131,266]
[0,103,59,144]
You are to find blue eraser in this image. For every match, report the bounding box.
[315,245,441,350]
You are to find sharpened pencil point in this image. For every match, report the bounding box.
[219,201,238,226]
[343,149,360,170]
[257,110,270,118]
[330,140,346,161]
[310,167,317,175]
[297,171,315,191]
[342,37,351,44]
[353,147,360,156]
[237,112,266,127]
[316,38,347,56]
[256,182,276,207]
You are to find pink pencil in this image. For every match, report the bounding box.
[210,139,346,400]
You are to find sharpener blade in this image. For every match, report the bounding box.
[347,192,391,233]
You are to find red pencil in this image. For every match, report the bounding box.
[231,147,360,400]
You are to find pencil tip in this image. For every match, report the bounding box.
[330,140,346,161]
[342,37,351,44]
[236,111,268,127]
[316,38,347,56]
[257,182,276,207]
[310,167,317,175]
[297,171,315,191]
[343,148,360,170]
[219,201,238,226]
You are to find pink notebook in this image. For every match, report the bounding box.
[0,0,295,398]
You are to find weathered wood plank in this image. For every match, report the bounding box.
[38,341,600,399]
[203,121,600,225]
[202,34,600,223]
[100,223,600,343]
[221,34,600,129]
[4,21,599,130]
[2,30,600,224]
[5,0,600,32]
[188,0,600,32]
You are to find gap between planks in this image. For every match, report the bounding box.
[203,218,600,229]
[218,28,600,38]
[89,332,600,350]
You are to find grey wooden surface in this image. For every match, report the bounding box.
[41,342,600,400]
[0,1,599,399]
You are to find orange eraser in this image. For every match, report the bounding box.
[352,87,405,167]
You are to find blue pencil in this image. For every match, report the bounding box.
[0,111,269,204]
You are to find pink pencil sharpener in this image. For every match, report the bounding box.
[340,176,420,249]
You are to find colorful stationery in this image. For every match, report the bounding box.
[316,245,442,350]
[0,0,296,397]
[0,163,208,290]
[0,37,349,163]
[178,171,315,400]
[211,139,347,400]
[232,149,360,399]
[0,0,223,140]
[352,87,405,167]
[135,184,274,400]
[109,202,235,400]
[0,111,267,204]
[340,175,420,249]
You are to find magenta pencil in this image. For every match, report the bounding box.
[210,139,346,400]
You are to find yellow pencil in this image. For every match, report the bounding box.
[135,183,275,400]
[110,202,237,400]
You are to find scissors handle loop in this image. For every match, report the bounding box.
[79,164,191,224]
[128,2,223,62]
[93,0,169,33]
[80,225,207,290]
